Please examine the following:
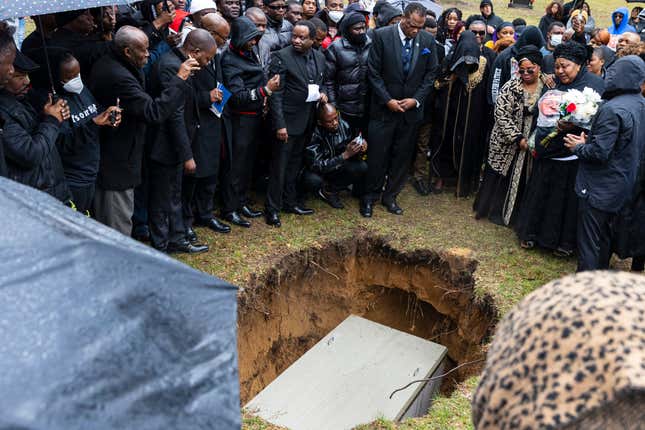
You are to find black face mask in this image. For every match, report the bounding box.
[348,32,367,46]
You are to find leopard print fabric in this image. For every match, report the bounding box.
[472,271,645,430]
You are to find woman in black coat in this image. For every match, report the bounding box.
[538,1,564,39]
[515,42,605,257]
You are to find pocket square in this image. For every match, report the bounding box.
[421,47,432,56]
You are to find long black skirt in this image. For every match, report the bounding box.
[515,158,578,252]
[474,151,531,227]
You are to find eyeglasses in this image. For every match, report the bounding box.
[472,30,486,36]
[267,4,287,9]
[518,68,536,75]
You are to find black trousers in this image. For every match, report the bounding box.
[577,197,613,272]
[364,116,418,203]
[225,114,263,213]
[343,114,369,140]
[148,160,185,250]
[182,174,218,229]
[69,183,95,215]
[265,133,307,213]
[301,159,368,193]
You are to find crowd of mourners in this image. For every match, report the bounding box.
[0,0,643,273]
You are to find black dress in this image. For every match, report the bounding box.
[515,68,605,253]
[432,31,492,198]
[474,77,542,226]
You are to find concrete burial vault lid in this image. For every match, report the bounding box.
[245,315,448,430]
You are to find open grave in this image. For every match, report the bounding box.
[237,234,498,425]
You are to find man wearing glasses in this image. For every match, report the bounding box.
[261,0,293,55]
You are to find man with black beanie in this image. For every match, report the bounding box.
[480,0,504,41]
[324,12,372,136]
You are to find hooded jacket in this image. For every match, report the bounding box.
[573,56,645,213]
[608,7,637,35]
[0,90,70,203]
[489,26,545,104]
[222,17,269,115]
[480,0,504,39]
[324,15,372,118]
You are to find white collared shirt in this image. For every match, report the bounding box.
[397,23,409,45]
[397,23,420,108]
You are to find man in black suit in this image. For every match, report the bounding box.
[361,2,438,217]
[147,29,215,254]
[183,14,235,237]
[265,20,327,227]
[89,26,196,236]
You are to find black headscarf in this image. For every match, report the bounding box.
[513,25,545,52]
[448,31,481,85]
[554,41,591,65]
[514,44,543,67]
[339,12,365,37]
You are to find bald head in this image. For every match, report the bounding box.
[245,7,267,33]
[114,25,147,52]
[184,28,217,51]
[114,26,150,69]
[617,32,642,57]
[200,12,231,47]
[183,28,218,66]
[317,103,340,131]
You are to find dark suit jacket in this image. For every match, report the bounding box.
[368,25,438,123]
[89,48,184,190]
[191,54,233,178]
[268,46,326,136]
[148,48,195,166]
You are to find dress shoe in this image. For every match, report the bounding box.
[284,205,314,215]
[167,240,209,254]
[359,201,373,218]
[241,205,263,218]
[412,178,431,196]
[265,211,281,227]
[382,200,403,215]
[318,189,344,209]
[186,227,199,244]
[223,211,251,228]
[202,218,231,234]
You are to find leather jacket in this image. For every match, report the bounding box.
[304,118,358,174]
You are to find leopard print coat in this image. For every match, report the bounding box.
[473,271,645,430]
[487,77,542,176]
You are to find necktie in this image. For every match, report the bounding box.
[402,37,412,77]
[305,53,317,82]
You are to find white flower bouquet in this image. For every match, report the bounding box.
[537,87,602,149]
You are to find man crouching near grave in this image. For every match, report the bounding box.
[302,103,368,209]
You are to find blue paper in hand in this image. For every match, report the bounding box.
[210,82,232,117]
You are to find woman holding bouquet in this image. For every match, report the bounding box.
[474,45,546,226]
[515,42,605,257]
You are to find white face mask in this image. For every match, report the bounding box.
[550,34,563,46]
[63,75,84,94]
[328,10,344,23]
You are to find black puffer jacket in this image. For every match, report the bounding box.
[324,34,372,118]
[222,17,269,115]
[0,91,70,202]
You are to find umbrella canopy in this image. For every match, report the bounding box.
[0,178,241,430]
[385,0,442,17]
[0,1,129,20]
